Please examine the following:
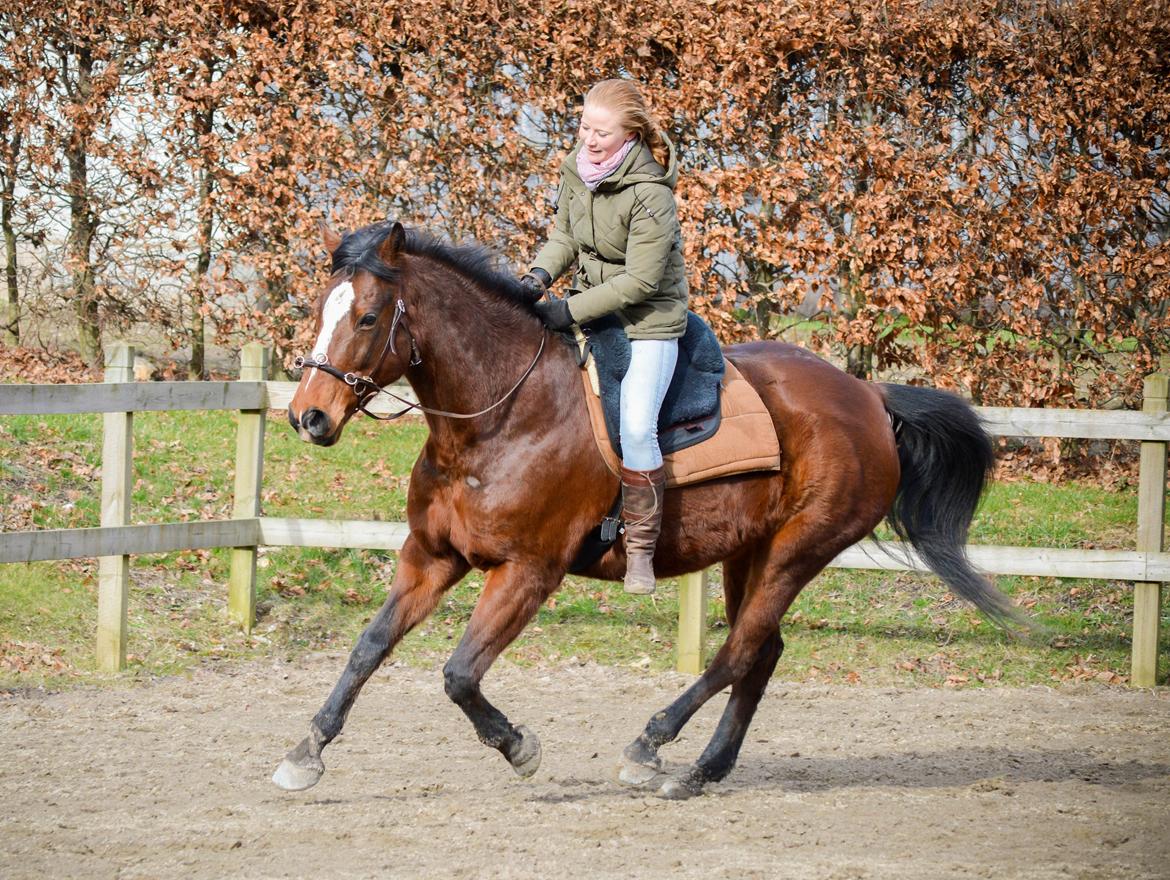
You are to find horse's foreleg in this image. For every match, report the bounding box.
[272,538,469,791]
[442,562,559,778]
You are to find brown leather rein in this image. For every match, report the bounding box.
[293,297,547,421]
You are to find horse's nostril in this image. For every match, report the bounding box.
[301,408,330,438]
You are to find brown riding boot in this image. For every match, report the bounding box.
[621,465,666,595]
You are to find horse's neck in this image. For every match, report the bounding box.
[403,268,572,447]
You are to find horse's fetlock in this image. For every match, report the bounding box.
[308,722,327,751]
[644,720,675,747]
[696,752,736,783]
[308,712,339,745]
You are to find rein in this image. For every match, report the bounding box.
[294,298,547,422]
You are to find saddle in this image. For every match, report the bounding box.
[575,313,782,488]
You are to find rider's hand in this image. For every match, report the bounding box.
[533,297,575,331]
[518,268,551,303]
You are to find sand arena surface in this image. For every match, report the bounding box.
[2,655,1168,879]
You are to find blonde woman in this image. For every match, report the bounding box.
[522,79,689,594]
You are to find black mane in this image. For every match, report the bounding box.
[331,221,536,310]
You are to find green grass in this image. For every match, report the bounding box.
[0,409,1166,690]
[972,480,1135,549]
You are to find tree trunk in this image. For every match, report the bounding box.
[846,342,873,379]
[1,136,18,345]
[262,271,294,380]
[750,263,775,338]
[66,46,101,367]
[188,91,214,380]
[188,191,210,380]
[839,258,873,379]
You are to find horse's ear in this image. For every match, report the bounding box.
[320,223,342,255]
[377,221,407,265]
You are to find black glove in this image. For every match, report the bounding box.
[518,268,551,303]
[533,296,575,331]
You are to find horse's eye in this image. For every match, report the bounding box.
[358,313,377,329]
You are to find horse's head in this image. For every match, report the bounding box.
[288,221,415,446]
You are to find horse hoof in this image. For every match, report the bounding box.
[616,754,663,787]
[272,756,325,791]
[508,725,542,778]
[658,775,702,800]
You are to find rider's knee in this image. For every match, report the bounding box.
[620,415,656,449]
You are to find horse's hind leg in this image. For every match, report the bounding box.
[657,549,787,798]
[658,630,783,799]
[620,514,833,797]
[616,551,755,787]
[442,561,560,778]
[272,537,469,791]
[665,520,841,797]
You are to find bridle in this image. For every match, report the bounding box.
[293,297,546,422]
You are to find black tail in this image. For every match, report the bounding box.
[882,384,1020,628]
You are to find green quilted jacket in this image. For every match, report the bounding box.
[530,134,689,339]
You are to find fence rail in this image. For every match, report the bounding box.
[10,382,1170,439]
[7,522,1170,587]
[1,342,1166,685]
[0,380,268,414]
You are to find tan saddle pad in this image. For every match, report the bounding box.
[580,355,782,488]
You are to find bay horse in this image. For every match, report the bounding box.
[273,220,1016,799]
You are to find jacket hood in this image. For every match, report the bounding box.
[561,132,678,192]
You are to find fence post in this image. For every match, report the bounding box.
[96,342,135,672]
[1133,362,1169,686]
[228,343,270,631]
[677,569,708,674]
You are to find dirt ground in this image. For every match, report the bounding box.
[2,655,1168,880]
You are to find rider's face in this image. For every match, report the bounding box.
[578,103,634,164]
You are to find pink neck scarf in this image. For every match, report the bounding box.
[576,138,638,191]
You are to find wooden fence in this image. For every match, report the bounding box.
[1,342,1167,685]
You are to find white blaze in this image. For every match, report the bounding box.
[305,281,356,390]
